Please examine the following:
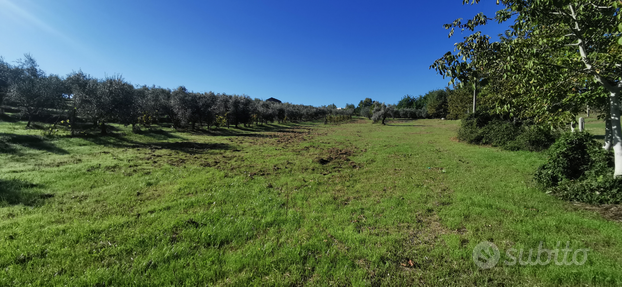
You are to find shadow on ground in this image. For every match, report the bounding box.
[0,133,68,155]
[83,133,233,153]
[188,123,307,137]
[135,129,184,141]
[0,179,53,207]
[0,113,19,122]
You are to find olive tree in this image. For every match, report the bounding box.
[8,55,68,127]
[0,57,17,114]
[371,102,394,125]
[84,75,135,134]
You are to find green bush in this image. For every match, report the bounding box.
[457,112,493,144]
[547,176,622,204]
[509,125,559,152]
[457,112,557,151]
[534,132,612,188]
[480,120,521,147]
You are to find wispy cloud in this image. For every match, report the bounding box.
[0,0,112,73]
[0,0,71,42]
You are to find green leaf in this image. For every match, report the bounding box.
[618,37,622,46]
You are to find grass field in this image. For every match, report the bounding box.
[1,116,621,286]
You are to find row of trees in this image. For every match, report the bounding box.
[431,0,621,176]
[346,88,453,123]
[0,55,338,134]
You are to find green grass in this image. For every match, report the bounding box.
[1,117,621,286]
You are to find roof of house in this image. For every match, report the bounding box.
[266,97,282,103]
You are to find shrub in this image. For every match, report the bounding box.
[508,125,559,152]
[547,176,622,204]
[480,119,521,147]
[458,112,559,152]
[456,112,491,144]
[534,132,614,188]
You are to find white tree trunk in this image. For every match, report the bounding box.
[472,82,477,114]
[604,117,612,150]
[609,90,622,177]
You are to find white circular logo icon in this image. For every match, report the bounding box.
[472,241,500,269]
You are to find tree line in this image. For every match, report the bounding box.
[0,54,351,134]
[343,87,473,124]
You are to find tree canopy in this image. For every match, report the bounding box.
[432,0,622,176]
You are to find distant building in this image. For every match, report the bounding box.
[266,97,282,103]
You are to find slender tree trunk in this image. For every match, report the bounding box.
[609,90,622,177]
[472,81,477,114]
[101,121,107,135]
[604,117,612,150]
[71,108,77,136]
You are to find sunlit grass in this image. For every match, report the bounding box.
[0,117,621,285]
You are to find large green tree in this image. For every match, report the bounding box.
[433,0,622,177]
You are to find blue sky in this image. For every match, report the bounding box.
[0,0,509,107]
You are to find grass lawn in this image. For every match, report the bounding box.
[1,117,621,286]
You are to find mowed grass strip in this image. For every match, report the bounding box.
[0,118,621,286]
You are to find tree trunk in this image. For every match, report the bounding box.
[71,108,77,136]
[609,90,622,177]
[472,81,477,114]
[604,117,612,150]
[101,121,107,135]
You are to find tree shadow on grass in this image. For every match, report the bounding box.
[153,142,232,153]
[83,133,233,154]
[191,129,270,138]
[593,135,605,141]
[135,129,185,141]
[0,179,53,207]
[189,123,309,138]
[0,113,19,122]
[0,133,68,155]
